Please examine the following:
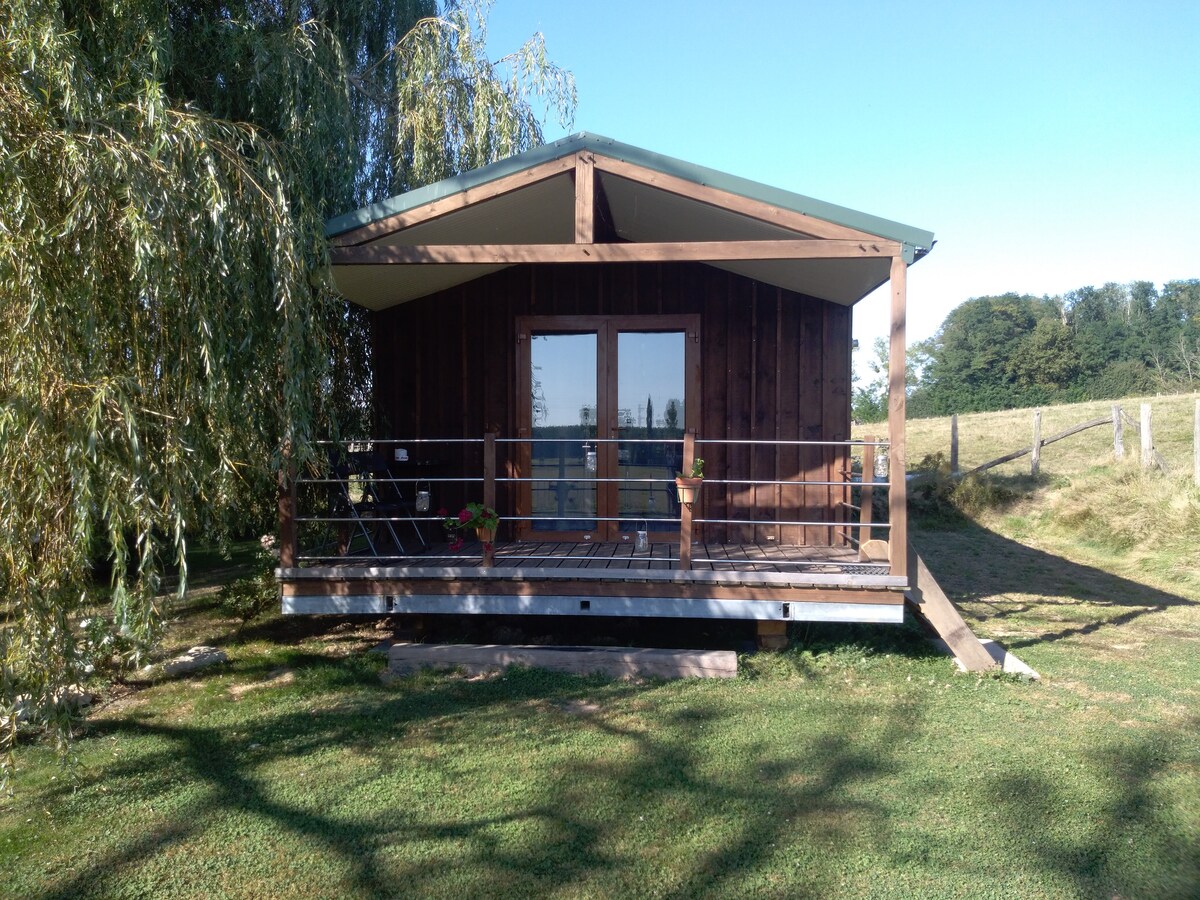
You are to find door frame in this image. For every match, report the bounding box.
[516,314,701,542]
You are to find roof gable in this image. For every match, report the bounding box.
[325,133,934,310]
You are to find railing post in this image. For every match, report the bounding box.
[277,442,296,569]
[679,431,695,570]
[484,432,497,560]
[859,436,875,549]
[1113,405,1124,460]
[483,432,497,512]
[838,445,852,547]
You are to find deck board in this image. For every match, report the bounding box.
[308,539,882,577]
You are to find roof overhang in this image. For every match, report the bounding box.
[325,133,934,311]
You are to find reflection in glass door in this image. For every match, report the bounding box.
[616,331,685,533]
[520,316,697,541]
[530,333,597,532]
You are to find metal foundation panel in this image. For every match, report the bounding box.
[281,593,904,623]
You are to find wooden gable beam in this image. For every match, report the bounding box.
[330,238,899,265]
[591,155,886,243]
[330,155,577,247]
[592,167,620,242]
[574,151,595,244]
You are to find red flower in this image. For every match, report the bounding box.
[458,508,473,524]
[449,537,465,552]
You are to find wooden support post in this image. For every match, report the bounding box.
[277,442,296,569]
[1141,403,1153,470]
[756,620,789,652]
[679,431,695,570]
[950,414,959,474]
[1112,405,1124,460]
[1194,400,1200,486]
[859,436,875,549]
[887,256,908,581]
[1031,409,1042,476]
[906,544,998,672]
[679,498,694,570]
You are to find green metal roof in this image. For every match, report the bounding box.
[324,131,935,256]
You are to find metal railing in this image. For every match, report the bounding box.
[283,432,892,571]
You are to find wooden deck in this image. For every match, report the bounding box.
[279,540,905,624]
[307,540,888,575]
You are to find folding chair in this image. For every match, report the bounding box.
[326,453,385,558]
[364,452,429,552]
[335,450,406,558]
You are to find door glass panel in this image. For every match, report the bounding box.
[530,333,597,532]
[617,331,685,532]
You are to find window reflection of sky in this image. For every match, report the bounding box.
[531,333,595,427]
[530,332,685,427]
[617,332,684,430]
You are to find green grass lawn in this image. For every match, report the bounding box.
[4,396,1199,898]
[2,566,1197,898]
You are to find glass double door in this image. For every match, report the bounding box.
[518,315,699,541]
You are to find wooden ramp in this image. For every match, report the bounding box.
[904,544,999,673]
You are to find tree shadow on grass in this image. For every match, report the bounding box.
[37,663,916,899]
[42,670,619,898]
[911,513,1194,652]
[984,714,1200,899]
[22,645,1198,897]
[586,703,912,899]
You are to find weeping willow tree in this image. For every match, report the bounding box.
[0,0,574,781]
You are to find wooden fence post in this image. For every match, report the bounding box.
[1112,405,1124,460]
[1031,409,1042,476]
[950,414,959,474]
[1194,400,1199,486]
[1141,403,1153,470]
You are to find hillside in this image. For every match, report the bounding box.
[856,392,1200,646]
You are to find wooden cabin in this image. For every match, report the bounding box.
[277,133,934,646]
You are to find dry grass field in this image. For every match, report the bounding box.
[896,391,1200,477]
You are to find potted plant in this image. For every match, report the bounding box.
[674,458,705,508]
[441,502,500,565]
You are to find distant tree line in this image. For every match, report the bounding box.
[854,280,1200,421]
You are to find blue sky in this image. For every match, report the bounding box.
[486,0,1200,364]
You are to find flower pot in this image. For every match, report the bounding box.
[675,476,703,508]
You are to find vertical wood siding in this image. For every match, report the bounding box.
[371,263,852,545]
